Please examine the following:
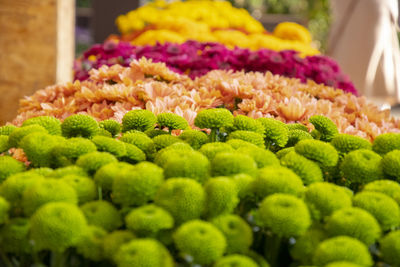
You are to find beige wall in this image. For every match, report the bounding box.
[0,0,74,125]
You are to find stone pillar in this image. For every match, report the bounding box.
[0,0,75,125]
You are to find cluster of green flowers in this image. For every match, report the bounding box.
[1,109,400,267]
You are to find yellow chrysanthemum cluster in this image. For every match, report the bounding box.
[115,0,319,56]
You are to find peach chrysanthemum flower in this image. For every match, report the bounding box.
[11,59,400,141]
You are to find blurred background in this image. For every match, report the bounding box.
[75,0,331,56]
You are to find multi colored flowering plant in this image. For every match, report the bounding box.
[18,59,397,141]
[74,40,356,94]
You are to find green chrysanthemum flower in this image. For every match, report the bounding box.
[325,262,363,267]
[61,114,99,138]
[0,173,44,211]
[211,152,258,177]
[125,204,174,237]
[331,134,372,154]
[304,182,352,221]
[174,220,226,265]
[363,179,400,205]
[312,236,373,266]
[154,142,193,166]
[51,137,97,167]
[243,251,270,267]
[99,119,121,137]
[214,255,259,267]
[120,130,156,158]
[199,142,234,161]
[115,238,174,267]
[51,165,88,178]
[253,166,304,199]
[152,134,182,151]
[20,132,60,167]
[340,149,383,184]
[230,173,255,199]
[227,131,265,148]
[295,139,338,167]
[76,225,107,261]
[194,108,234,129]
[287,123,309,132]
[30,202,88,252]
[96,128,112,137]
[0,135,10,153]
[122,109,157,132]
[0,156,25,182]
[236,145,280,168]
[309,115,339,142]
[290,227,327,265]
[102,230,135,262]
[76,151,117,175]
[91,136,126,157]
[382,150,400,181]
[276,147,295,159]
[204,177,239,218]
[28,167,53,177]
[179,130,209,149]
[157,112,189,131]
[120,143,146,164]
[226,139,257,149]
[325,207,381,245]
[61,175,97,204]
[22,179,77,216]
[0,125,17,136]
[286,129,313,147]
[8,124,47,148]
[156,149,210,183]
[380,230,400,266]
[94,162,133,193]
[372,133,400,155]
[230,115,265,135]
[257,117,289,147]
[81,200,122,231]
[211,214,253,254]
[280,151,323,185]
[22,116,62,135]
[154,178,205,225]
[353,191,400,231]
[258,194,311,237]
[112,162,164,206]
[144,129,169,138]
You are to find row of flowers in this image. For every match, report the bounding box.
[2,108,400,267]
[114,0,319,55]
[74,40,356,94]
[17,59,397,141]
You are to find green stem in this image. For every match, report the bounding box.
[98,186,103,201]
[264,139,271,150]
[210,128,219,142]
[264,234,283,267]
[51,251,67,267]
[31,250,40,265]
[0,250,14,267]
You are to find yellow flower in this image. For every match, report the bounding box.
[88,55,97,62]
[273,22,312,44]
[132,30,185,46]
[115,0,319,56]
[212,30,251,49]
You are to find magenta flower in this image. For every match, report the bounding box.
[74,40,357,95]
